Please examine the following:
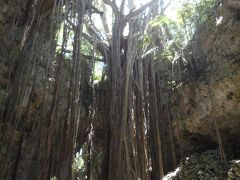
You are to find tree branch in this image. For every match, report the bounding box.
[120,0,126,14]
[81,53,106,62]
[102,0,120,15]
[60,48,106,62]
[67,18,109,57]
[82,33,109,57]
[101,3,110,37]
[161,0,171,14]
[126,0,157,20]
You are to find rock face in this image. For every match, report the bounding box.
[164,0,240,178]
[0,1,54,179]
[226,0,240,10]
[0,1,90,179]
[163,150,229,180]
[172,0,240,158]
[0,1,102,179]
[228,160,240,179]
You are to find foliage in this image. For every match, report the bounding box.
[177,0,218,40]
[72,143,103,180]
[93,62,105,83]
[72,144,88,180]
[142,0,218,64]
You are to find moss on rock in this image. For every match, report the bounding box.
[164,150,229,180]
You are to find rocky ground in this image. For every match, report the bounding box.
[164,150,240,180]
[228,160,240,180]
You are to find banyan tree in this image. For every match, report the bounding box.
[0,0,229,179]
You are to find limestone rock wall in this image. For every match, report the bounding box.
[173,0,240,158]
[0,1,90,179]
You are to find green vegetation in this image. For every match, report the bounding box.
[72,143,102,180]
[145,0,219,63]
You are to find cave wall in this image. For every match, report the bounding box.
[172,0,240,158]
[0,1,90,179]
[0,1,53,179]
